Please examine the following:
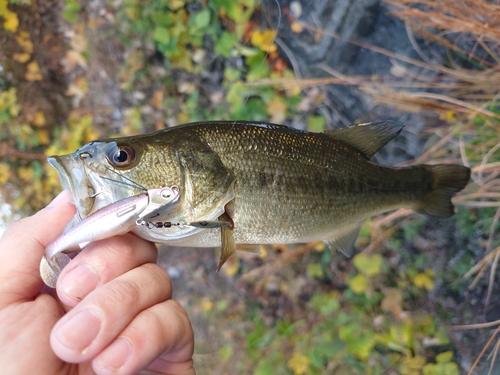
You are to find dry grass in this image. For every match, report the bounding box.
[249,1,500,372]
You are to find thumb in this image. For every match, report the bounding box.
[0,190,76,308]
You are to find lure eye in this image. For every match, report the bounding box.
[107,145,135,167]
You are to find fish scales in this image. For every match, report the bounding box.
[48,121,471,256]
[189,123,433,244]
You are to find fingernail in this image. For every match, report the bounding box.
[47,190,70,208]
[60,264,99,301]
[95,337,132,370]
[54,310,102,353]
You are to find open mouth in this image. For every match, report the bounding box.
[48,154,96,217]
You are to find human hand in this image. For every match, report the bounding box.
[0,191,195,375]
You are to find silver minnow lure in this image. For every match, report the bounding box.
[40,186,181,288]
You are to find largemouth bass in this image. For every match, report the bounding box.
[49,121,470,265]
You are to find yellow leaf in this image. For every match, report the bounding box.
[178,111,189,124]
[15,31,33,53]
[353,253,383,276]
[403,355,427,370]
[3,9,18,32]
[287,350,311,375]
[200,297,213,312]
[0,0,6,14]
[169,0,185,11]
[13,52,30,63]
[223,256,240,277]
[250,29,277,53]
[314,242,325,252]
[33,111,46,127]
[290,21,303,33]
[349,274,368,294]
[17,166,34,182]
[413,272,434,291]
[267,99,286,124]
[84,126,100,143]
[25,61,43,81]
[0,162,10,184]
[36,129,50,145]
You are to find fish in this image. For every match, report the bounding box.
[48,120,470,267]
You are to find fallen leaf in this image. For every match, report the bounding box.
[36,129,50,145]
[250,29,277,53]
[3,9,18,32]
[349,273,368,294]
[223,256,240,278]
[63,50,87,72]
[290,21,303,33]
[413,272,434,291]
[381,287,403,318]
[15,31,33,53]
[151,90,164,110]
[353,253,383,276]
[287,350,311,375]
[267,99,286,124]
[13,52,30,63]
[25,61,43,81]
[17,166,34,182]
[32,111,46,127]
[0,162,10,184]
[200,297,213,312]
[69,33,87,52]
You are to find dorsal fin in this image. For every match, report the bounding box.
[324,121,404,158]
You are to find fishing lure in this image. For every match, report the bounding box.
[40,186,227,288]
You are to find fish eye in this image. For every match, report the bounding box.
[107,145,135,167]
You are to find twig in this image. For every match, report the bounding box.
[467,325,500,375]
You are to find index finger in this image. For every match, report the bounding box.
[0,191,76,308]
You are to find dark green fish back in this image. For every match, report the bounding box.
[151,121,470,245]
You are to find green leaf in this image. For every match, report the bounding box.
[224,67,241,82]
[306,263,324,279]
[215,31,238,57]
[423,362,460,375]
[310,292,339,315]
[307,115,326,132]
[348,274,368,294]
[436,351,454,363]
[153,26,170,45]
[152,13,174,27]
[353,253,383,276]
[190,8,210,30]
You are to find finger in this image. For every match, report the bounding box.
[57,233,158,307]
[92,300,195,375]
[0,190,75,308]
[50,262,172,363]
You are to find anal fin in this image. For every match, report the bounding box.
[324,226,361,258]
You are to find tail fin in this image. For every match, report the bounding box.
[417,165,470,218]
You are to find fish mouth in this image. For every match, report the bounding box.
[48,154,96,217]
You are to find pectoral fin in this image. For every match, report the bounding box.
[324,226,361,258]
[217,211,235,272]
